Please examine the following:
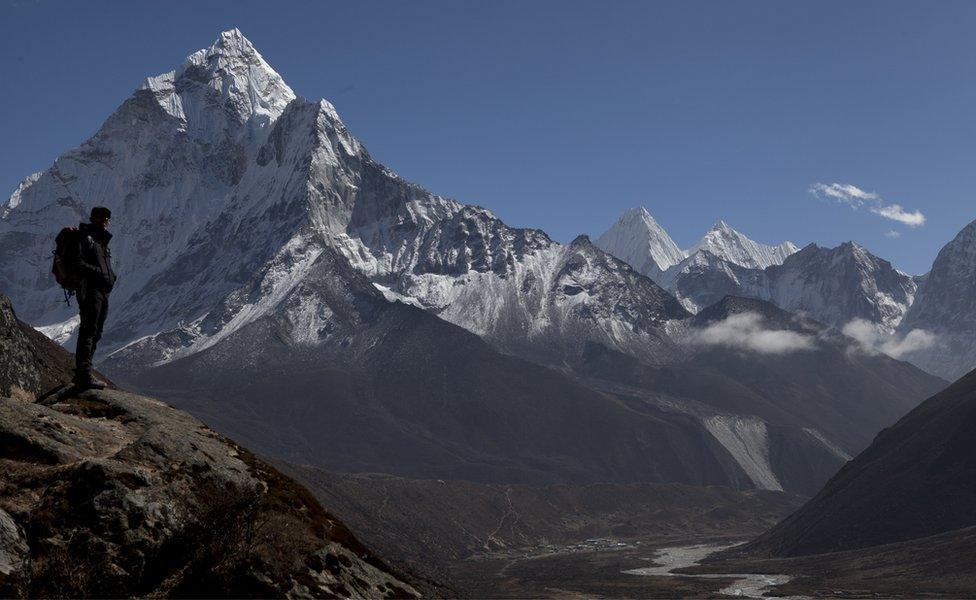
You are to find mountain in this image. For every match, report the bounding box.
[898,219,976,380]
[594,210,797,284]
[657,250,767,312]
[735,366,976,558]
[0,29,687,373]
[107,245,754,487]
[594,206,919,339]
[688,220,798,270]
[653,297,941,476]
[594,206,686,279]
[762,242,917,333]
[661,241,917,331]
[0,30,944,497]
[0,295,424,598]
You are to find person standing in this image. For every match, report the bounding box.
[72,206,117,389]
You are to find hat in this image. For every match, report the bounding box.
[90,206,112,220]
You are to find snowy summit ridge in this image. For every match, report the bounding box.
[141,28,295,134]
[689,219,799,270]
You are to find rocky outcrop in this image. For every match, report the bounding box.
[0,389,420,598]
[0,295,421,598]
[0,295,38,400]
[0,295,114,399]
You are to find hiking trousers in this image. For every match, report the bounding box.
[75,287,110,382]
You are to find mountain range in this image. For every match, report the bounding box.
[597,205,976,380]
[0,30,951,496]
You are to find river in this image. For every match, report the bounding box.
[622,543,805,599]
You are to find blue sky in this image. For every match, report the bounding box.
[1,0,973,274]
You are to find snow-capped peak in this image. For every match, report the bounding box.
[140,28,295,134]
[688,220,798,270]
[2,172,42,219]
[595,206,686,279]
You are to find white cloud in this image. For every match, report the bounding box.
[884,230,902,238]
[809,182,925,228]
[871,204,926,227]
[842,318,937,359]
[692,312,817,355]
[809,182,879,205]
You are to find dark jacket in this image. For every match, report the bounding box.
[76,222,118,292]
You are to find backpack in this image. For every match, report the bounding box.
[52,226,82,299]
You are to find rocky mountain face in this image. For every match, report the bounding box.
[0,294,424,598]
[898,219,976,380]
[0,30,945,498]
[760,242,917,333]
[660,239,916,330]
[735,365,976,558]
[657,250,767,313]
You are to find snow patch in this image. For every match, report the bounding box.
[372,283,424,308]
[703,415,783,491]
[36,315,80,346]
[3,172,42,218]
[802,428,853,462]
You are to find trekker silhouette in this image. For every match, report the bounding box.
[72,206,117,389]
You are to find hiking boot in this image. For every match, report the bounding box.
[72,373,106,390]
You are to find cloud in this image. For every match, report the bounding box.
[871,204,926,227]
[842,318,937,359]
[809,182,925,228]
[809,182,879,205]
[884,230,902,238]
[691,312,817,355]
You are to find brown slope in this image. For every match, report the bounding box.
[279,463,805,569]
[735,366,976,558]
[0,294,430,598]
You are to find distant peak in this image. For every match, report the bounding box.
[689,220,799,270]
[185,28,264,71]
[621,206,656,223]
[221,27,246,39]
[571,234,592,247]
[211,27,258,55]
[595,206,686,275]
